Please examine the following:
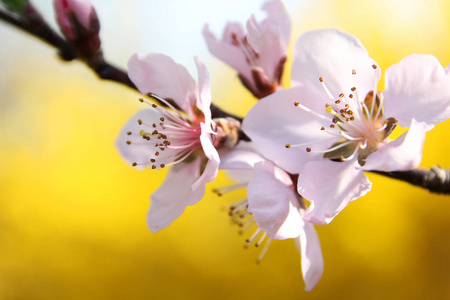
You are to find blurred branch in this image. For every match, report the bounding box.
[0,5,237,121]
[0,6,76,60]
[2,6,448,195]
[372,167,450,194]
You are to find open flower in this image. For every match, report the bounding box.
[218,143,323,291]
[116,54,220,232]
[203,0,290,98]
[243,29,450,224]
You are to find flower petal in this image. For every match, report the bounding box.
[242,86,339,174]
[246,0,290,80]
[292,29,380,104]
[191,122,220,191]
[247,161,303,240]
[219,141,265,170]
[147,156,205,232]
[222,21,246,44]
[260,0,291,49]
[128,53,196,114]
[194,56,212,121]
[383,54,450,129]
[300,160,372,224]
[115,109,163,169]
[202,24,253,82]
[298,222,324,292]
[363,119,427,172]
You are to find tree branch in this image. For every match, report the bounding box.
[0,5,235,121]
[1,6,449,195]
[372,167,450,194]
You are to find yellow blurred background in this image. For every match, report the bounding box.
[1,0,450,299]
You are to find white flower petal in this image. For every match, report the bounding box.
[300,160,372,224]
[202,24,253,82]
[128,53,196,114]
[194,56,212,121]
[191,122,220,191]
[292,29,380,103]
[260,0,291,48]
[247,161,303,240]
[299,222,324,292]
[115,109,166,169]
[246,0,290,80]
[218,141,265,170]
[383,54,450,129]
[242,86,339,174]
[222,21,246,44]
[147,156,205,232]
[363,119,427,172]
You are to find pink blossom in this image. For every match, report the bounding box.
[203,0,290,98]
[219,143,323,291]
[116,54,219,232]
[243,29,450,224]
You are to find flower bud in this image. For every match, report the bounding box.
[54,0,100,57]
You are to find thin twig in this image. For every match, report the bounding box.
[1,7,448,194]
[372,167,450,194]
[0,6,237,121]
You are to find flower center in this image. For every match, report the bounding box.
[286,66,397,166]
[126,97,208,170]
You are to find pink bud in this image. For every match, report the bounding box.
[54,0,100,57]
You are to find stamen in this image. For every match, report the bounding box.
[339,143,360,162]
[339,130,364,141]
[238,219,256,234]
[246,228,262,243]
[256,239,272,264]
[359,139,367,149]
[214,184,248,197]
[229,202,249,216]
[308,140,355,154]
[149,93,187,121]
[319,77,335,100]
[240,217,256,228]
[232,34,257,66]
[162,148,197,168]
[373,122,388,133]
[296,103,329,121]
[255,232,267,247]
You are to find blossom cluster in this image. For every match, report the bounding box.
[112,0,450,292]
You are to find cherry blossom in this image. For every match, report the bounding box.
[116,54,220,232]
[203,0,290,98]
[243,29,450,224]
[218,143,323,291]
